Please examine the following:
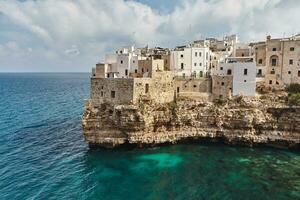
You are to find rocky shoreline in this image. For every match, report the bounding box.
[82,94,300,150]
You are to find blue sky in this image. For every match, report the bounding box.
[0,0,300,72]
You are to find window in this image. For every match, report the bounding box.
[142,68,144,73]
[272,48,276,51]
[271,69,275,74]
[111,91,115,98]
[269,80,272,84]
[193,85,197,88]
[227,69,232,75]
[206,52,208,59]
[258,59,263,64]
[181,63,184,69]
[200,71,203,77]
[244,69,248,75]
[276,81,279,85]
[298,71,300,77]
[120,60,123,64]
[199,52,202,57]
[101,91,103,97]
[120,50,123,54]
[181,54,184,58]
[145,84,149,93]
[177,87,180,93]
[125,69,128,76]
[107,74,110,78]
[221,82,224,86]
[133,60,135,63]
[242,53,244,57]
[244,80,247,82]
[101,86,104,89]
[135,69,138,73]
[289,59,293,65]
[220,67,223,70]
[271,58,277,66]
[199,63,202,66]
[288,71,291,74]
[290,47,295,51]
[258,69,262,75]
[195,52,197,57]
[194,63,197,66]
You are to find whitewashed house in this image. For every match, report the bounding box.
[104,46,140,78]
[212,57,256,97]
[170,46,211,78]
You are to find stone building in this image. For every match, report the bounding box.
[264,35,300,90]
[90,70,175,105]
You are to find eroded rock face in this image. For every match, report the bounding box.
[82,96,300,149]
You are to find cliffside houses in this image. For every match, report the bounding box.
[90,34,300,104]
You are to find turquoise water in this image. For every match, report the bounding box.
[0,73,299,200]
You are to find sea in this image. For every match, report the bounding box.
[0,73,299,200]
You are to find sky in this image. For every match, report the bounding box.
[0,0,300,72]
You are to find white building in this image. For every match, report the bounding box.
[214,57,256,96]
[104,46,140,78]
[170,46,211,78]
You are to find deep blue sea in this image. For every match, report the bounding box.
[0,73,299,200]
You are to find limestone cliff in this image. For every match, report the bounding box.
[82,94,300,149]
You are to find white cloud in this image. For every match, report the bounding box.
[0,0,299,72]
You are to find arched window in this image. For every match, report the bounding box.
[270,55,279,67]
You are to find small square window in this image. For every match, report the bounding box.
[220,67,223,70]
[288,71,291,74]
[181,54,184,58]
[194,63,197,66]
[244,69,248,75]
[221,82,224,86]
[258,59,263,64]
[269,80,272,85]
[289,59,293,65]
[120,60,123,64]
[272,48,276,51]
[290,47,295,51]
[244,80,247,82]
[193,85,197,88]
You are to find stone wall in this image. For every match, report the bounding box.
[91,71,175,105]
[133,71,175,104]
[91,78,134,104]
[211,75,232,99]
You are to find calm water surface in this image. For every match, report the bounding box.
[0,73,299,200]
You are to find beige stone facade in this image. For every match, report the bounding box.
[138,59,164,77]
[211,75,232,99]
[264,35,300,90]
[91,71,175,105]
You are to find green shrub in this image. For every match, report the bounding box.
[286,83,300,94]
[288,93,300,106]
